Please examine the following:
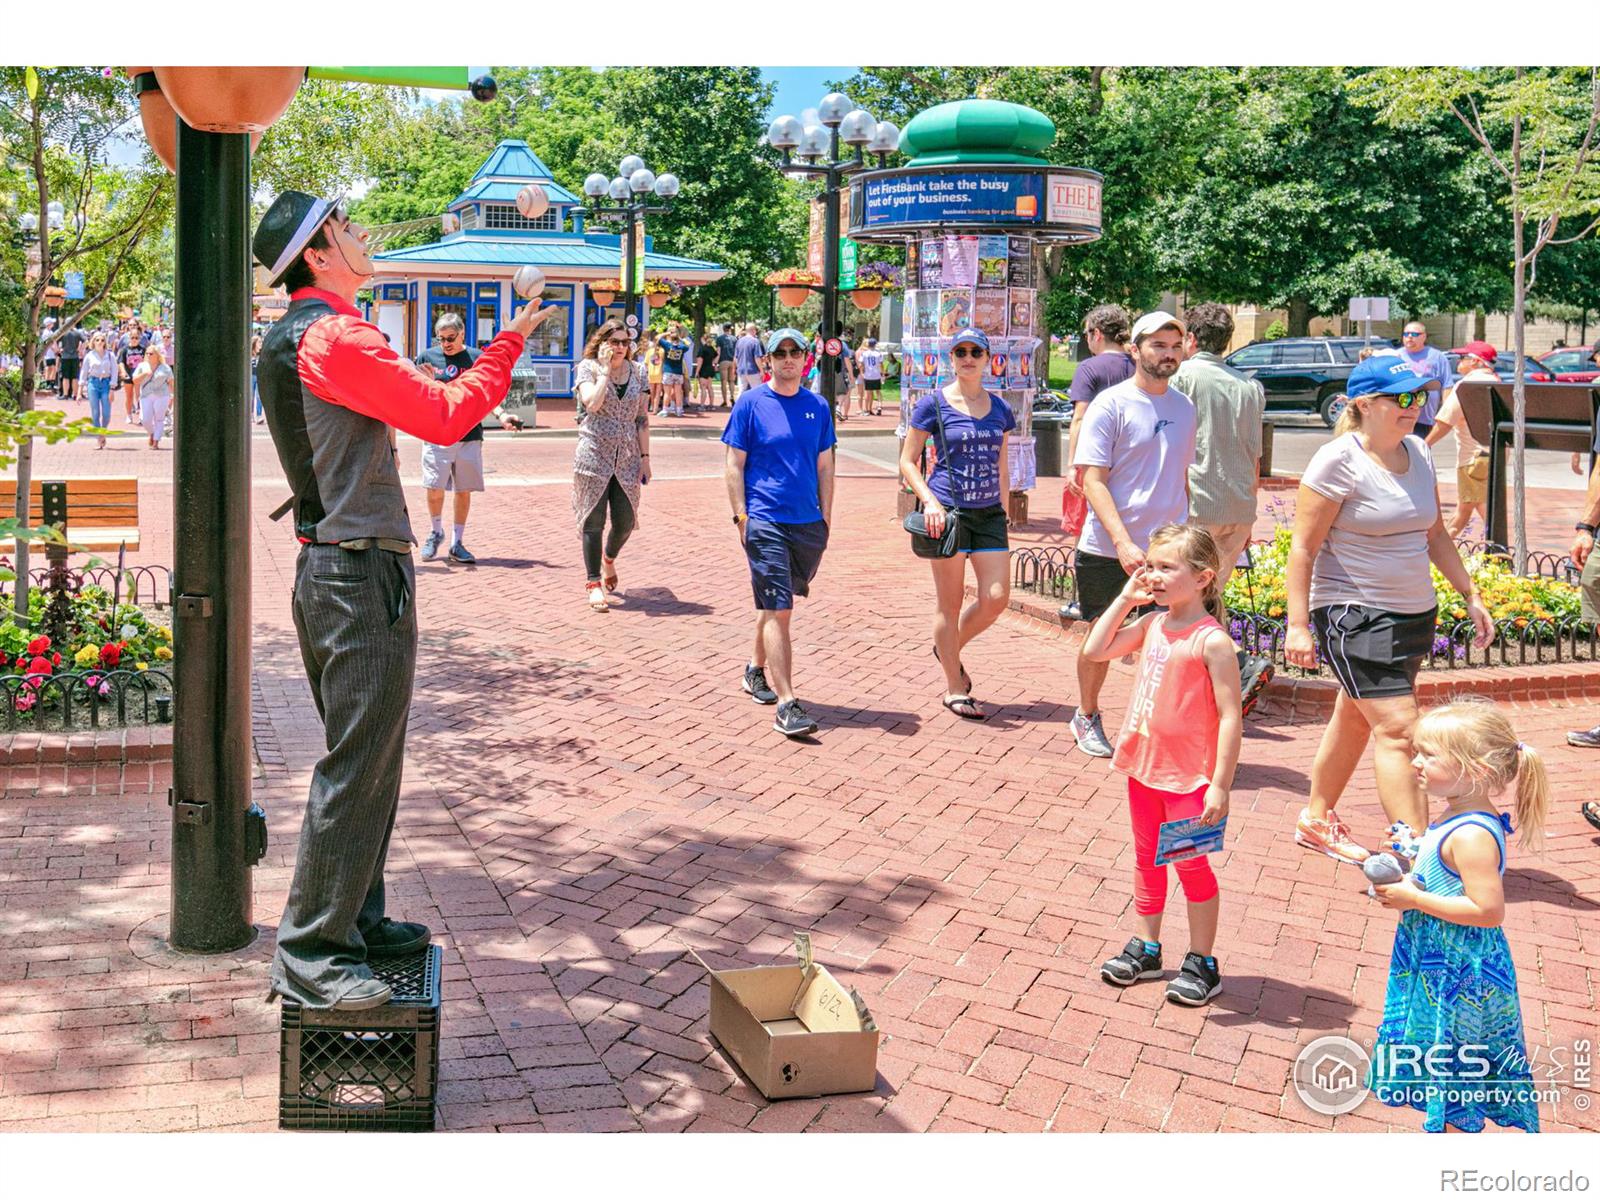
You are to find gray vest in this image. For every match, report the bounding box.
[259,296,413,545]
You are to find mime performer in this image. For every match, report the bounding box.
[253,191,557,1008]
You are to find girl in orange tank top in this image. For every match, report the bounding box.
[1081,523,1243,1006]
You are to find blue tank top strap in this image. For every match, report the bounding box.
[1414,810,1508,895]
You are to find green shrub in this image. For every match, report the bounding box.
[1263,319,1289,342]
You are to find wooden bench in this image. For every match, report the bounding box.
[0,477,141,552]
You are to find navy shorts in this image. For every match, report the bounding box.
[744,518,828,611]
[1312,604,1437,699]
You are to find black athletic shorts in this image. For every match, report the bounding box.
[864,378,882,391]
[1075,550,1156,622]
[58,357,81,381]
[951,504,1009,554]
[1311,603,1438,699]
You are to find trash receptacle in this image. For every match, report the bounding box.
[1033,410,1068,477]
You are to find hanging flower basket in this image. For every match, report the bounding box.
[591,290,616,307]
[642,278,682,308]
[850,289,883,310]
[775,286,810,308]
[855,261,905,291]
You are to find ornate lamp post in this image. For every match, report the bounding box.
[765,92,899,415]
[580,157,682,334]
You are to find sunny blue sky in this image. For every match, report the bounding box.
[761,67,859,121]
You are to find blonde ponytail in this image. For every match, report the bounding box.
[1331,393,1363,437]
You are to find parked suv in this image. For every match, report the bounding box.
[1223,336,1393,426]
[1541,345,1599,382]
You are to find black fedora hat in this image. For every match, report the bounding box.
[253,190,343,288]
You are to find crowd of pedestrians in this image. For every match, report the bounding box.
[27,314,178,448]
[25,188,1565,1130]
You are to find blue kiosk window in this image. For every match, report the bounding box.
[426,283,470,347]
[474,282,501,346]
[525,284,572,361]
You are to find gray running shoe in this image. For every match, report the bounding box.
[774,700,818,738]
[330,976,393,1011]
[742,664,778,704]
[1071,708,1114,757]
[421,530,444,561]
[448,541,476,564]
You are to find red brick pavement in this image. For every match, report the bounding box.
[1,418,1597,1133]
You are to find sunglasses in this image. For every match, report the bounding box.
[952,346,987,358]
[607,337,632,347]
[1385,391,1425,409]
[1402,330,1425,338]
[437,332,462,341]
[769,347,805,359]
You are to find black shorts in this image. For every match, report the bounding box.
[58,357,81,381]
[1312,604,1438,699]
[1075,550,1155,622]
[951,504,1009,553]
[864,378,882,392]
[744,518,829,611]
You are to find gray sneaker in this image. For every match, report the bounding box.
[774,700,819,738]
[742,664,778,704]
[421,529,444,561]
[331,975,393,1011]
[448,541,476,564]
[1071,708,1114,757]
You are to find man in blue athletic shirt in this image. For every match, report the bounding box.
[722,327,836,738]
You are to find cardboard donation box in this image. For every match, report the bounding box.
[689,933,880,1100]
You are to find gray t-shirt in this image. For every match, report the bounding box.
[1173,351,1265,526]
[1302,432,1439,613]
[1071,377,1196,558]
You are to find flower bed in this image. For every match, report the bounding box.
[0,583,173,725]
[1223,527,1588,670]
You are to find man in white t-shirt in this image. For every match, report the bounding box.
[1424,340,1496,538]
[1069,310,1197,757]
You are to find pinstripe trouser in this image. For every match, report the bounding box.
[271,544,416,1007]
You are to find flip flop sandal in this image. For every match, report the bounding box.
[1583,801,1600,833]
[587,585,609,613]
[933,645,973,694]
[942,694,987,721]
[602,558,619,593]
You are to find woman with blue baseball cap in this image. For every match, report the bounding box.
[1285,355,1493,867]
[900,327,1017,721]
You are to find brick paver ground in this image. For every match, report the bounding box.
[2,406,1596,1133]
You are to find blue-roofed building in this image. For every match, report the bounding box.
[366,139,724,405]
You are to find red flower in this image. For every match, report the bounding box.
[0,653,8,667]
[100,643,122,667]
[26,636,50,656]
[27,656,51,676]
[51,653,62,667]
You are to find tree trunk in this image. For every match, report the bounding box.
[691,291,706,341]
[1473,310,1487,340]
[11,334,35,622]
[1510,105,1528,574]
[1287,297,1312,337]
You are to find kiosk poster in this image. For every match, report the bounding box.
[937,289,974,336]
[973,288,1008,337]
[941,236,978,287]
[919,238,944,286]
[1008,289,1036,336]
[907,289,940,338]
[906,240,920,287]
[1008,237,1033,287]
[903,340,942,389]
[977,236,1008,286]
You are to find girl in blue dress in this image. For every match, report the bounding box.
[1369,700,1549,1133]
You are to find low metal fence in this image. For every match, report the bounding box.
[0,667,175,732]
[1010,540,1597,677]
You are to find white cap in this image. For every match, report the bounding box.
[1130,310,1185,343]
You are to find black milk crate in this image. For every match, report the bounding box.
[279,944,442,1131]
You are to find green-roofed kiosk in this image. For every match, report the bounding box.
[847,98,1105,516]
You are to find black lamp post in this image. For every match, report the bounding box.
[765,93,899,416]
[580,157,682,333]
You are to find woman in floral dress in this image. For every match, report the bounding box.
[572,320,650,613]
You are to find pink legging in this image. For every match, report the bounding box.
[1128,778,1220,916]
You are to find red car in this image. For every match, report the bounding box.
[1446,348,1555,383]
[1540,345,1600,383]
